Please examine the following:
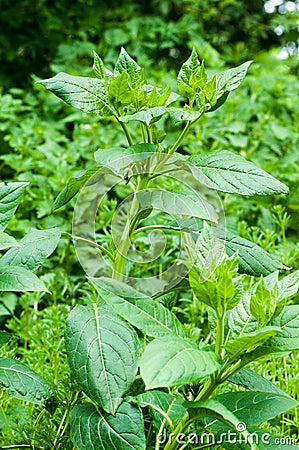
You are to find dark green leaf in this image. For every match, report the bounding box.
[229,368,291,396]
[70,401,145,450]
[268,305,299,351]
[0,358,53,404]
[65,303,139,414]
[0,228,61,270]
[0,182,29,232]
[224,327,281,359]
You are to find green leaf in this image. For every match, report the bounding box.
[120,106,167,126]
[215,61,253,98]
[224,326,281,359]
[92,277,149,299]
[129,391,186,430]
[250,277,277,327]
[52,164,101,210]
[214,391,298,427]
[184,398,256,449]
[0,357,53,404]
[0,228,61,271]
[276,270,299,301]
[177,48,202,101]
[37,73,115,117]
[216,229,285,276]
[0,232,20,251]
[99,289,185,337]
[140,335,219,389]
[136,189,218,223]
[229,368,291,396]
[0,182,29,232]
[70,401,146,450]
[0,265,48,292]
[108,71,132,107]
[168,107,203,125]
[65,303,139,414]
[93,50,113,80]
[114,47,143,88]
[268,305,299,351]
[189,151,289,196]
[0,331,12,345]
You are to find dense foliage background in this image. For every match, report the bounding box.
[0,0,299,447]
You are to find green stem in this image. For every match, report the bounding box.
[168,121,192,155]
[71,234,114,261]
[116,117,133,146]
[215,309,225,357]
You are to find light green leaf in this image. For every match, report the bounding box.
[129,391,186,430]
[140,335,219,389]
[70,401,146,450]
[65,303,139,414]
[99,289,185,337]
[93,50,113,80]
[215,61,253,97]
[224,327,281,359]
[92,277,149,299]
[52,164,101,211]
[214,391,298,426]
[0,228,61,271]
[216,229,285,276]
[168,107,203,125]
[136,189,218,223]
[0,182,29,232]
[250,277,277,327]
[120,106,167,126]
[108,71,132,106]
[0,358,53,404]
[0,232,20,251]
[177,48,201,100]
[37,73,115,116]
[114,47,143,88]
[0,265,48,292]
[276,270,299,302]
[268,305,299,351]
[189,151,289,196]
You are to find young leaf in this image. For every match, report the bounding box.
[188,151,289,196]
[250,277,277,327]
[99,289,185,337]
[108,70,132,107]
[0,182,29,232]
[93,50,113,80]
[214,391,298,427]
[37,73,115,117]
[65,303,139,414]
[214,61,253,107]
[276,270,299,302]
[0,358,53,404]
[140,335,219,389]
[224,326,281,360]
[0,228,61,271]
[129,390,186,430]
[0,265,49,292]
[114,47,143,88]
[177,48,201,102]
[70,401,145,450]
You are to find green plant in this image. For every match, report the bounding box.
[2,48,299,449]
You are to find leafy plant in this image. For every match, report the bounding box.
[2,47,299,449]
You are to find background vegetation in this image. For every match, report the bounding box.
[0,0,299,447]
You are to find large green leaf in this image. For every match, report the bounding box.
[214,391,298,427]
[120,106,167,126]
[65,303,139,414]
[0,228,61,270]
[215,61,253,97]
[140,335,219,389]
[0,265,48,292]
[37,73,115,116]
[0,182,29,232]
[0,358,53,404]
[189,151,288,196]
[99,289,185,337]
[129,391,186,430]
[0,232,20,251]
[70,401,146,450]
